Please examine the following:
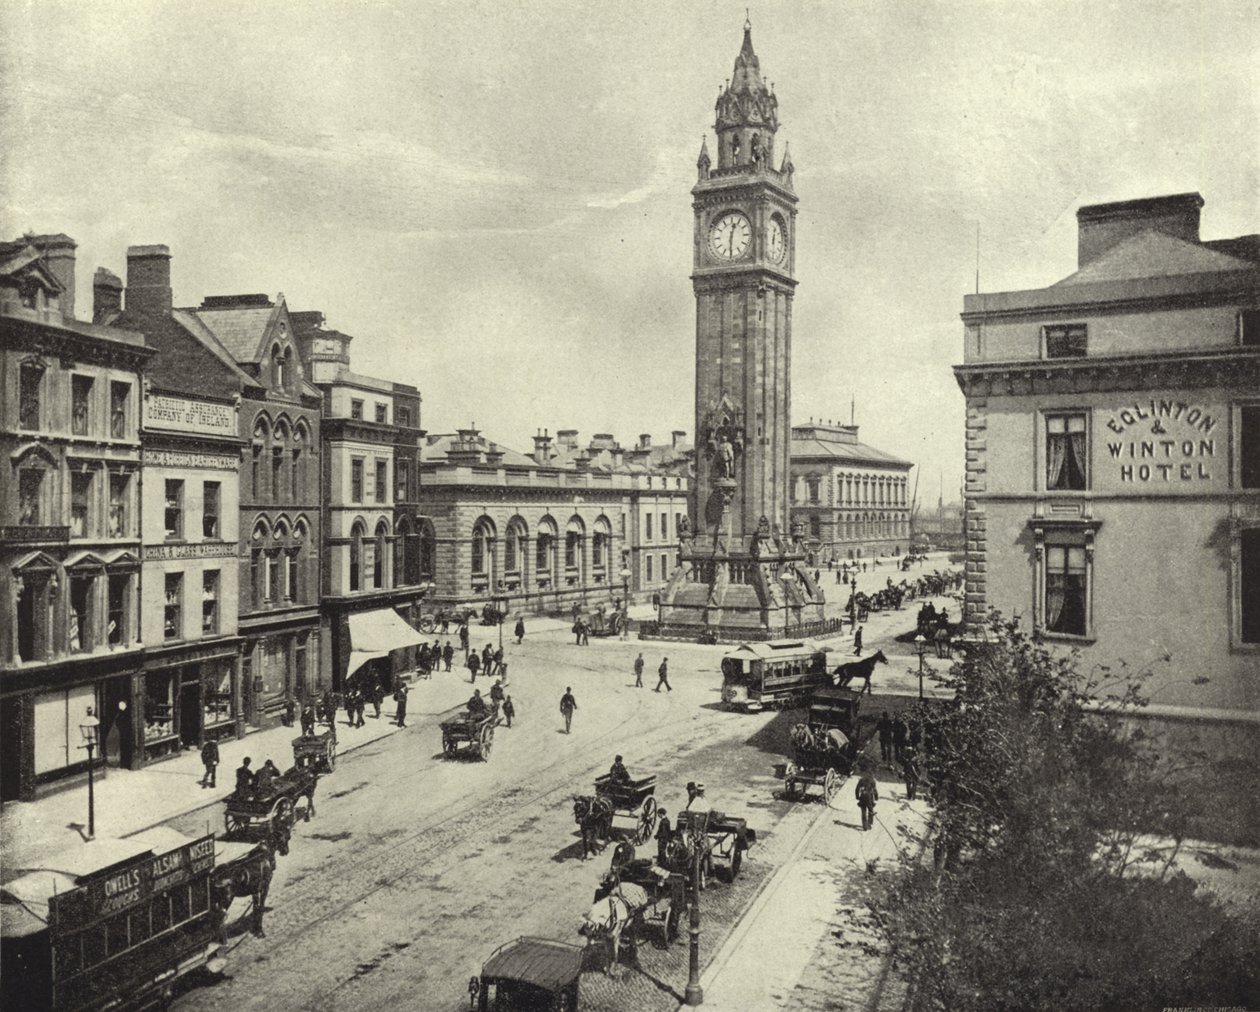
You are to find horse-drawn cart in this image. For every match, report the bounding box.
[594,773,660,845]
[441,710,498,761]
[223,767,317,855]
[672,809,757,885]
[475,936,583,1011]
[292,730,336,773]
[781,687,861,806]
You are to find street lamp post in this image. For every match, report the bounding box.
[684,842,704,1006]
[914,634,927,701]
[849,578,858,628]
[619,566,632,639]
[79,707,100,840]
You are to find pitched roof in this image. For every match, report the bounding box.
[791,436,912,468]
[1052,229,1258,287]
[113,308,245,399]
[191,304,279,363]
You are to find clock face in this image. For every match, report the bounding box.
[768,217,787,264]
[708,211,752,261]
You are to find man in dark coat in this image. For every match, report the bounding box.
[492,646,504,678]
[467,689,488,718]
[234,757,255,797]
[902,747,921,801]
[458,622,470,657]
[877,711,894,763]
[467,651,481,683]
[443,641,455,671]
[853,626,864,656]
[655,809,673,866]
[559,687,577,733]
[634,652,645,688]
[300,704,316,737]
[502,694,515,728]
[609,755,630,784]
[855,770,879,831]
[655,657,672,692]
[200,738,220,788]
[481,644,494,678]
[892,714,909,763]
[372,682,385,719]
[514,617,526,644]
[395,682,409,727]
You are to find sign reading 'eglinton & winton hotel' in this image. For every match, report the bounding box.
[1098,395,1222,492]
[143,392,236,436]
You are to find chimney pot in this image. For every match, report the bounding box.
[93,267,123,323]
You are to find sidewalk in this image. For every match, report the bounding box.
[695,763,928,1011]
[0,667,478,873]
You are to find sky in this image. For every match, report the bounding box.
[3,0,1258,507]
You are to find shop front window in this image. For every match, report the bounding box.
[145,673,175,741]
[203,663,233,727]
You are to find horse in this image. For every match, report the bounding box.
[579,880,649,976]
[573,795,614,860]
[212,841,275,939]
[834,650,888,695]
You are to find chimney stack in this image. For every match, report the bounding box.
[557,429,579,450]
[1076,193,1203,268]
[533,428,553,465]
[671,430,686,449]
[639,433,652,450]
[29,234,76,318]
[93,267,123,323]
[125,244,173,317]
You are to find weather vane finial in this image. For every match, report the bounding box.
[745,9,751,31]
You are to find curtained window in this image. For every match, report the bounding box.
[1046,414,1087,490]
[1044,545,1087,636]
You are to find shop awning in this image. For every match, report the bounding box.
[346,608,428,678]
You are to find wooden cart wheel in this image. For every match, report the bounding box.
[636,796,659,846]
[479,723,494,761]
[224,811,248,835]
[443,734,458,756]
[823,768,840,808]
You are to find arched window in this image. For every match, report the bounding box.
[565,516,585,584]
[396,515,418,586]
[251,415,270,500]
[505,517,528,581]
[418,517,436,582]
[809,514,822,539]
[374,520,390,589]
[592,516,612,579]
[272,344,285,391]
[349,520,366,592]
[471,517,495,589]
[292,518,309,601]
[271,420,289,502]
[291,422,308,499]
[535,516,557,588]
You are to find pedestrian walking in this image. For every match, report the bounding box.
[853,626,863,656]
[467,651,481,683]
[481,644,494,678]
[560,687,577,733]
[490,679,505,709]
[502,694,515,728]
[372,682,384,719]
[199,738,220,788]
[572,618,583,646]
[459,622,470,657]
[395,682,409,727]
[902,747,920,801]
[655,657,672,692]
[354,691,366,728]
[633,652,645,688]
[892,714,909,763]
[300,704,316,737]
[492,646,504,677]
[877,711,894,763]
[856,769,879,831]
[344,690,357,728]
[579,621,589,646]
[514,617,526,644]
[282,697,296,727]
[443,641,454,671]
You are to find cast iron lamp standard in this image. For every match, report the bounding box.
[914,634,927,701]
[619,565,632,634]
[79,707,100,840]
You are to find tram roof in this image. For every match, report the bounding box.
[723,639,830,660]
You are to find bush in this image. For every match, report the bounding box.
[876,612,1260,1011]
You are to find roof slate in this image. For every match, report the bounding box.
[114,309,244,399]
[191,306,277,363]
[1053,229,1257,287]
[791,437,912,468]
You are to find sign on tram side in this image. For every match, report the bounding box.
[46,834,217,1011]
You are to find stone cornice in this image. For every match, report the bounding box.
[953,348,1260,398]
[1,314,154,368]
[691,271,796,293]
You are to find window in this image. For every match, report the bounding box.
[287,550,299,601]
[396,459,410,501]
[646,556,653,582]
[349,524,364,592]
[375,460,388,504]
[375,403,388,424]
[295,635,308,696]
[70,574,94,652]
[397,406,412,427]
[809,515,822,538]
[374,523,387,588]
[566,532,580,568]
[71,472,92,537]
[203,482,220,538]
[18,468,43,525]
[1241,406,1260,490]
[72,376,93,435]
[645,514,653,541]
[19,363,42,430]
[1046,414,1087,490]
[164,574,182,640]
[1044,323,1087,359]
[351,399,364,420]
[272,448,284,501]
[1044,544,1087,636]
[1240,309,1260,347]
[676,513,684,537]
[1242,529,1260,644]
[109,473,129,537]
[107,574,128,645]
[266,553,280,602]
[251,444,262,498]
[660,513,668,540]
[202,570,219,634]
[291,449,302,496]
[808,478,820,503]
[164,480,183,539]
[351,459,364,503]
[251,548,262,601]
[660,553,668,579]
[110,382,129,438]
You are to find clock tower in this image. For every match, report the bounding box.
[658,21,827,639]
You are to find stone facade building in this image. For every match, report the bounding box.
[955,192,1260,726]
[294,314,429,691]
[1,235,149,800]
[789,420,913,563]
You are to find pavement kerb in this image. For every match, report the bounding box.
[682,782,839,1008]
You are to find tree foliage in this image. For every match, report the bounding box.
[875,612,1260,1011]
